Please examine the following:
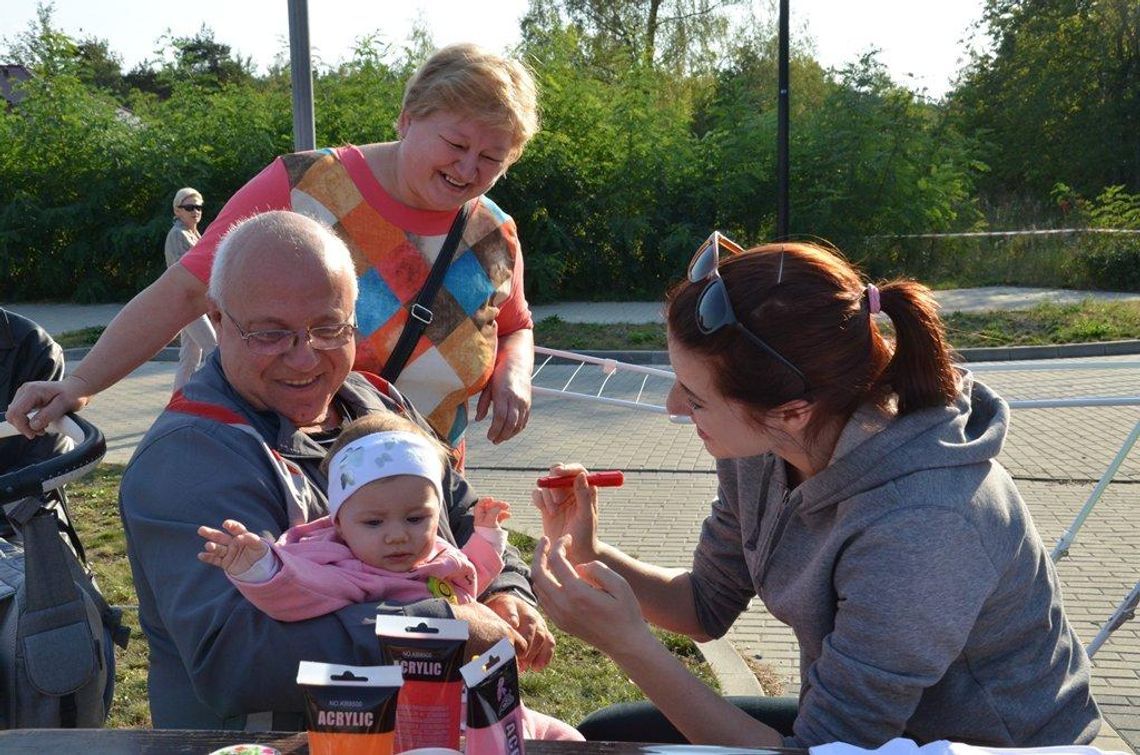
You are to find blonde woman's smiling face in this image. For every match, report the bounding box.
[393,109,515,211]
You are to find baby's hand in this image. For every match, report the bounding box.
[197,519,269,576]
[474,497,511,529]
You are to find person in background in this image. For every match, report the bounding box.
[164,187,217,391]
[9,44,540,464]
[531,234,1100,748]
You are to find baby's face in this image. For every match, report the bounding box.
[335,475,440,572]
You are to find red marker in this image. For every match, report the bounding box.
[537,470,625,488]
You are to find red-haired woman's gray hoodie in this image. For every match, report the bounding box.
[690,372,1100,748]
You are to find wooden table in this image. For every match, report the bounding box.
[0,729,804,755]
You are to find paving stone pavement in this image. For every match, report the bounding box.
[67,355,1140,751]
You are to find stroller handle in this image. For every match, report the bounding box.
[0,413,107,505]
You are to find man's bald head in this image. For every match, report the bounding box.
[208,211,358,311]
[205,211,360,429]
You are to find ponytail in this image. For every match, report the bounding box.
[876,281,959,415]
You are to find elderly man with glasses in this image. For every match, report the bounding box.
[120,210,552,730]
[164,187,217,390]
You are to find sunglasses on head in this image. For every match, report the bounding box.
[179,204,203,212]
[687,231,810,394]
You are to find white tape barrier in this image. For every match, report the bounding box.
[872,228,1140,240]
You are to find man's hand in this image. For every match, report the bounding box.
[483,592,556,671]
[452,600,527,659]
[5,375,91,437]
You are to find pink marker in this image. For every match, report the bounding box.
[536,470,624,488]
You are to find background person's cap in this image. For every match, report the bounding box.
[173,187,203,210]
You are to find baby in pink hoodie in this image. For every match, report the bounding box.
[198,413,508,615]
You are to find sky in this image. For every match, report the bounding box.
[0,0,989,99]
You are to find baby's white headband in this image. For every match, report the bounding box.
[327,431,445,520]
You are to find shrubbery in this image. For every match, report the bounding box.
[2,3,1137,302]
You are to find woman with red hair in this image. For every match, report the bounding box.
[533,235,1101,748]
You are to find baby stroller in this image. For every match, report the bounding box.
[0,308,128,728]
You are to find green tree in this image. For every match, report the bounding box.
[688,19,830,241]
[522,0,744,73]
[73,37,130,99]
[507,19,707,300]
[124,26,257,99]
[949,0,1140,199]
[794,56,982,250]
[314,32,418,148]
[3,2,77,78]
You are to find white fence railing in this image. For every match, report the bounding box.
[870,228,1140,239]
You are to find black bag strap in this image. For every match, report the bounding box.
[381,201,472,383]
[6,496,129,650]
[5,497,98,715]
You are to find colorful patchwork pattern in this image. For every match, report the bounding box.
[278,150,521,445]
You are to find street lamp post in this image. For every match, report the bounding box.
[777,0,790,240]
[287,0,315,151]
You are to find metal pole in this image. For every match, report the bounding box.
[1085,581,1139,658]
[287,0,315,151]
[1051,418,1140,562]
[776,0,790,240]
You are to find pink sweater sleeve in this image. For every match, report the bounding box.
[232,541,428,622]
[179,158,293,284]
[461,531,505,599]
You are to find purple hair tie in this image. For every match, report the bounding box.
[866,284,881,315]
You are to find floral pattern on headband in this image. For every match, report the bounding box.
[336,438,403,491]
[335,444,365,490]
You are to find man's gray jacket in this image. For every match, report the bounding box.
[120,352,533,729]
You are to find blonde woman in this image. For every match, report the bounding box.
[11,44,540,464]
[163,187,216,390]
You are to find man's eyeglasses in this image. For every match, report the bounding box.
[687,231,810,393]
[223,310,356,356]
[179,204,203,212]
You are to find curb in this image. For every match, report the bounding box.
[64,346,180,363]
[957,339,1140,362]
[697,637,764,696]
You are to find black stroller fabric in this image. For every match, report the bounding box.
[1,309,69,472]
[0,308,128,728]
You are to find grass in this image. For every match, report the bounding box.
[65,465,150,728]
[54,326,107,349]
[532,300,1140,352]
[943,301,1140,347]
[533,319,668,351]
[65,465,718,729]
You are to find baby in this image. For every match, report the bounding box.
[197,412,582,741]
[198,412,508,616]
